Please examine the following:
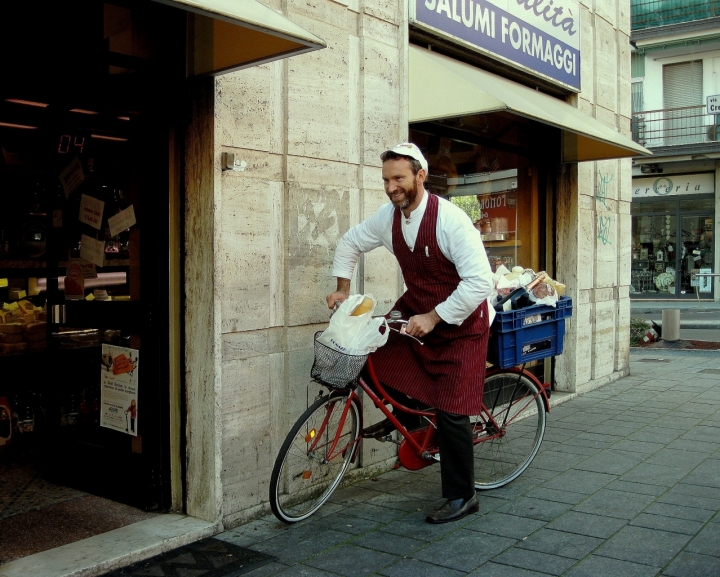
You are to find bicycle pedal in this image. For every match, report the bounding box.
[378,434,400,445]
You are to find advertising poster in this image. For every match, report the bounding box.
[699,268,712,293]
[100,344,139,436]
[65,262,85,300]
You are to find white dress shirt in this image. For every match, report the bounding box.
[331,190,494,325]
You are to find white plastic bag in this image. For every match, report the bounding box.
[528,282,559,307]
[317,294,389,355]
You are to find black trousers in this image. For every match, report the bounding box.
[435,410,475,500]
[369,380,475,500]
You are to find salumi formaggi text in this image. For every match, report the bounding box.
[420,0,579,81]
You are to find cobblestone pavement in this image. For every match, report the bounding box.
[219,350,720,577]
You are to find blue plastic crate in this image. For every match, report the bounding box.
[487,297,573,369]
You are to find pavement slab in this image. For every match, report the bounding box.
[661,552,720,577]
[196,351,720,577]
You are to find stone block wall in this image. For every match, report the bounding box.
[555,0,633,393]
[212,0,407,526]
[185,0,636,526]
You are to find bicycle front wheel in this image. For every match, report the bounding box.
[472,371,546,490]
[270,392,362,523]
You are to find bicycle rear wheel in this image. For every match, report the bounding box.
[472,371,546,489]
[270,392,361,523]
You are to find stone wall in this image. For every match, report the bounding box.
[555,0,633,393]
[213,0,407,526]
[185,0,635,525]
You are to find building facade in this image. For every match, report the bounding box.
[0,0,642,572]
[199,0,644,528]
[630,0,720,299]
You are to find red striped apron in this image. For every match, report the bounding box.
[370,193,489,415]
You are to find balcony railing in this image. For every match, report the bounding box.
[632,0,720,30]
[631,105,719,148]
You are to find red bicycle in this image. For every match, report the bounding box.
[269,311,554,523]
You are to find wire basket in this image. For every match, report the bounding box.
[311,331,368,389]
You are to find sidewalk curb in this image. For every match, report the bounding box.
[630,346,720,356]
[648,320,720,329]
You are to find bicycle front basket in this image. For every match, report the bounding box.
[311,331,367,389]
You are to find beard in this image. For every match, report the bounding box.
[388,176,420,209]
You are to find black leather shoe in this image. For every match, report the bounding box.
[426,493,479,524]
[362,418,396,439]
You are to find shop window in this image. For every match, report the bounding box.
[631,196,714,298]
[410,118,544,276]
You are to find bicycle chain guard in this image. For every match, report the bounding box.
[397,427,437,471]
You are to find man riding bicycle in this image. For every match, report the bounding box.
[326,143,494,524]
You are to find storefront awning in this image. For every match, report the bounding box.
[155,0,326,76]
[409,46,652,163]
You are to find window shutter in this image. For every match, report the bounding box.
[663,61,703,109]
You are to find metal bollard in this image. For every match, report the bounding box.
[662,309,681,342]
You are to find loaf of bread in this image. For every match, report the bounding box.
[0,324,23,335]
[350,296,374,316]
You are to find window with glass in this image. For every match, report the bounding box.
[631,196,714,298]
[410,113,547,276]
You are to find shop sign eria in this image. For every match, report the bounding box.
[410,0,581,91]
[633,174,715,198]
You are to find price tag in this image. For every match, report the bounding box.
[80,235,105,267]
[70,258,98,279]
[94,289,109,301]
[79,194,105,230]
[0,279,7,288]
[59,157,85,198]
[108,205,136,238]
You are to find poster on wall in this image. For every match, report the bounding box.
[100,344,139,436]
[475,191,517,238]
[699,268,713,293]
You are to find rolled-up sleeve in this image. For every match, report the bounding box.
[434,202,494,325]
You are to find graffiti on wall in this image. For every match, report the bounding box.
[596,171,613,210]
[597,215,612,245]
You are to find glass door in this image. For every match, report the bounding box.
[680,212,714,298]
[631,211,678,296]
[0,0,184,511]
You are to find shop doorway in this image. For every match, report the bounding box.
[0,0,184,560]
[409,116,557,384]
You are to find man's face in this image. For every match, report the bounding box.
[382,158,425,210]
